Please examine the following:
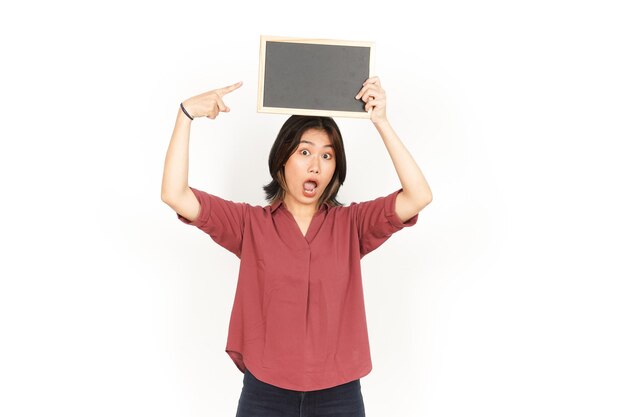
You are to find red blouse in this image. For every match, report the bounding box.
[177,186,419,391]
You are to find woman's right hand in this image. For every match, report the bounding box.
[182,81,243,120]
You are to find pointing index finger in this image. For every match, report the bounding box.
[218,81,243,96]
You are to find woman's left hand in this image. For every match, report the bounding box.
[355,76,387,125]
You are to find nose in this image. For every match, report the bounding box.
[308,158,320,174]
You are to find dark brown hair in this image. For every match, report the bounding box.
[263,115,347,210]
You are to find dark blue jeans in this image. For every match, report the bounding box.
[235,368,366,417]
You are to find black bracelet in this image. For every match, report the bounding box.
[180,102,194,120]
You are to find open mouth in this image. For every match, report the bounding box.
[303,180,318,196]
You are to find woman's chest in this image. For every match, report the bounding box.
[242,210,357,281]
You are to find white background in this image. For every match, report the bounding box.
[2,0,625,416]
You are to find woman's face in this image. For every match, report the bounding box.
[282,128,336,212]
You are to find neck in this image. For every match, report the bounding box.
[282,196,317,218]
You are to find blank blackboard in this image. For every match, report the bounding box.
[258,35,375,118]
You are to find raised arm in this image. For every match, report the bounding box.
[355,76,433,222]
[161,81,243,222]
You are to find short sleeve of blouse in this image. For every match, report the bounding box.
[177,187,247,257]
[352,188,419,258]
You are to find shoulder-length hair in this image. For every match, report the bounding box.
[263,115,347,210]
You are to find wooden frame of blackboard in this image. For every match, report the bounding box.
[257,35,376,119]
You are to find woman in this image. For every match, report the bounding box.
[161,76,432,417]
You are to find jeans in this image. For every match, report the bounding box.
[235,368,366,417]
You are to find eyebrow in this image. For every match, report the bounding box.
[299,140,334,149]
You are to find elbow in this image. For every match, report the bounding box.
[161,187,186,204]
[162,186,191,207]
[416,192,433,212]
[421,185,433,205]
[408,185,432,206]
[161,192,175,204]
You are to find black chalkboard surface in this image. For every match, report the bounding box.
[258,35,375,118]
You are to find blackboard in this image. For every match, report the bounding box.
[257,35,375,118]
